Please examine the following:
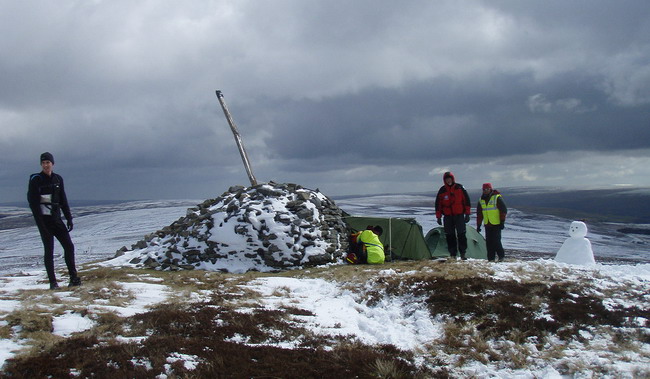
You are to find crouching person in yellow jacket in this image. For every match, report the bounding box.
[358,226,385,264]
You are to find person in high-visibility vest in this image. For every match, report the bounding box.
[476,183,508,262]
[357,226,385,264]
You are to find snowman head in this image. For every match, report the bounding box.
[569,221,588,238]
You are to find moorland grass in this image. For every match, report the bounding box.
[1,259,648,378]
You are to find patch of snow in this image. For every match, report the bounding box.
[165,352,201,370]
[87,282,169,317]
[52,311,96,337]
[244,277,443,351]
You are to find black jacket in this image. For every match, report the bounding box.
[27,172,72,222]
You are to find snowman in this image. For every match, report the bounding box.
[554,221,596,265]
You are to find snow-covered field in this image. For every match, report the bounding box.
[0,194,649,377]
[1,194,648,277]
[0,200,201,276]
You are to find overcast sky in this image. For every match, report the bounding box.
[2,0,650,203]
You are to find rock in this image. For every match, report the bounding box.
[131,240,147,250]
[121,182,351,273]
[143,257,160,268]
[114,246,128,257]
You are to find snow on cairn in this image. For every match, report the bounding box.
[115,182,350,273]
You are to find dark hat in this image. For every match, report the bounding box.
[40,152,54,164]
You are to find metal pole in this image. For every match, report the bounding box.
[215,90,258,187]
[389,217,393,261]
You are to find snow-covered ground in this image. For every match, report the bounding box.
[0,257,648,377]
[0,194,649,377]
[0,200,200,276]
[0,195,648,277]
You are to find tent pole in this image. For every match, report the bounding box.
[389,218,393,261]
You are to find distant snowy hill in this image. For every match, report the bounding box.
[0,200,200,275]
[1,191,649,277]
[497,187,650,224]
[375,187,650,223]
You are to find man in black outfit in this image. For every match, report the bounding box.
[27,152,81,289]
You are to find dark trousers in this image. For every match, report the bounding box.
[485,225,505,261]
[443,214,467,257]
[357,247,368,264]
[36,216,77,284]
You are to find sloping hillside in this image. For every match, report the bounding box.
[1,258,648,378]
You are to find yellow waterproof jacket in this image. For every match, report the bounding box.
[359,230,385,264]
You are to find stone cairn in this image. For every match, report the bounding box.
[119,182,350,272]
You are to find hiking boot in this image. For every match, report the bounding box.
[497,257,504,263]
[68,277,82,287]
[460,254,467,261]
[50,282,59,290]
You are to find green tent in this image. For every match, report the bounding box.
[425,226,488,259]
[343,216,432,260]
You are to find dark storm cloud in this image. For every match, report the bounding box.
[1,0,650,201]
[252,71,650,170]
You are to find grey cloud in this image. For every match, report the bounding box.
[2,1,650,202]
[527,94,596,114]
[250,72,649,167]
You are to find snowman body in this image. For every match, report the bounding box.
[554,221,595,265]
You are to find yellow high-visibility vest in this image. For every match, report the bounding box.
[359,230,385,264]
[480,194,502,225]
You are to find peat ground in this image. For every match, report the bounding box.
[1,254,649,378]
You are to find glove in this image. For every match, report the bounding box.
[437,218,442,226]
[464,214,470,223]
[477,225,481,233]
[66,219,74,232]
[500,223,505,230]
